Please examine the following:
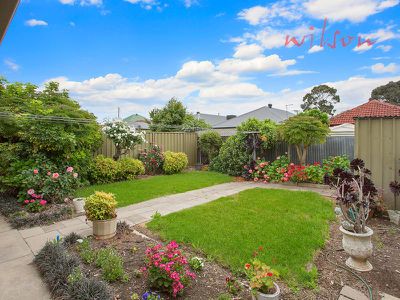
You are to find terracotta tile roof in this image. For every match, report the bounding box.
[330,99,400,126]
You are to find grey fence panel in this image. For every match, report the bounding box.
[264,136,354,164]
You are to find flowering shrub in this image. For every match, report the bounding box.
[304,163,325,183]
[103,120,146,161]
[323,155,350,176]
[245,155,290,183]
[287,163,307,183]
[244,249,279,295]
[84,192,117,221]
[23,190,47,212]
[139,145,164,175]
[19,166,79,204]
[189,256,204,272]
[144,241,196,297]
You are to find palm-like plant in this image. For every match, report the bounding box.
[389,169,400,211]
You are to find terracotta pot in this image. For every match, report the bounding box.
[92,218,117,239]
[251,283,280,300]
[340,226,373,272]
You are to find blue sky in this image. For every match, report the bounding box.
[1,0,400,120]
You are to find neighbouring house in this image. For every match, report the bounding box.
[0,0,19,44]
[211,104,294,137]
[123,113,150,130]
[196,112,231,127]
[330,99,400,126]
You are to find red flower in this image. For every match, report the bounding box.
[245,263,251,270]
[267,272,273,277]
[33,169,38,174]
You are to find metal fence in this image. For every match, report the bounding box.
[263,136,354,164]
[355,117,400,209]
[97,132,198,166]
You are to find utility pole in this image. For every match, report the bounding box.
[117,107,120,119]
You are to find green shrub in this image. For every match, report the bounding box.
[138,145,164,175]
[116,157,145,180]
[210,135,250,176]
[199,131,223,163]
[323,155,350,176]
[96,248,128,282]
[163,151,188,174]
[90,155,118,184]
[84,191,117,221]
[304,164,325,184]
[237,118,278,150]
[78,239,96,264]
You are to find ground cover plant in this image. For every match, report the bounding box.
[147,188,335,290]
[76,171,232,207]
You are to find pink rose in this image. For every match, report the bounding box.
[33,169,38,174]
[27,189,35,195]
[66,166,73,173]
[39,200,47,206]
[73,173,78,178]
[47,171,51,176]
[52,173,59,179]
[30,199,35,203]
[24,200,29,204]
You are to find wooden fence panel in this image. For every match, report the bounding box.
[97,132,198,166]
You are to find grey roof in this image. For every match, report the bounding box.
[197,113,227,126]
[213,106,294,128]
[129,121,150,130]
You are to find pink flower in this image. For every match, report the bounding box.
[24,200,29,204]
[33,169,38,174]
[66,166,73,173]
[39,200,47,206]
[249,169,253,174]
[47,171,51,176]
[52,173,59,179]
[30,199,35,203]
[73,173,78,178]
[254,177,259,182]
[27,189,35,195]
[139,266,147,272]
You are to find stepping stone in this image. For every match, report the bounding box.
[380,293,400,300]
[0,230,32,263]
[339,286,369,300]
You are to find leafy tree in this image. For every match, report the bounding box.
[299,109,329,126]
[0,78,102,192]
[198,131,223,163]
[371,80,400,105]
[280,115,330,165]
[149,98,210,132]
[301,85,340,116]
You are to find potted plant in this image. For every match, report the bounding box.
[84,191,117,239]
[328,158,377,271]
[72,197,86,214]
[388,171,400,225]
[244,256,280,300]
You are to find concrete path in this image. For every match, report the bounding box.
[0,181,334,300]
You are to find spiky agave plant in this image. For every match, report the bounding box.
[389,169,400,211]
[328,158,377,233]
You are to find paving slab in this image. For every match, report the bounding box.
[339,285,369,300]
[59,222,91,236]
[0,229,32,264]
[0,216,12,233]
[0,254,50,300]
[381,293,400,300]
[41,222,66,233]
[19,226,45,239]
[24,230,62,254]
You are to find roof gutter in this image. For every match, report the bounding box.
[0,0,20,44]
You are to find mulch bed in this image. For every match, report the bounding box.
[66,216,399,300]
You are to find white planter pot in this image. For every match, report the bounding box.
[92,218,117,240]
[340,226,373,272]
[251,283,280,300]
[72,198,86,214]
[387,210,400,225]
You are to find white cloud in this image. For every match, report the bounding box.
[268,70,318,77]
[304,0,399,23]
[360,27,399,43]
[198,83,266,99]
[4,59,20,71]
[69,21,76,27]
[124,0,160,9]
[176,61,215,81]
[25,19,48,27]
[218,55,296,74]
[238,1,301,26]
[183,0,197,8]
[308,45,324,53]
[59,0,75,4]
[59,0,103,5]
[370,62,398,73]
[377,45,392,52]
[233,43,263,59]
[353,43,374,52]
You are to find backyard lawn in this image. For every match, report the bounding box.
[76,171,232,207]
[147,188,335,290]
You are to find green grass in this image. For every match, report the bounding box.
[76,171,232,208]
[147,188,335,290]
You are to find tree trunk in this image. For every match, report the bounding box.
[301,146,308,165]
[113,146,121,161]
[295,145,302,165]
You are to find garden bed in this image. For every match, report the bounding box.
[0,193,73,229]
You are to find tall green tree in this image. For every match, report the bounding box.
[299,109,330,126]
[301,85,340,116]
[371,80,400,105]
[280,115,330,165]
[149,98,209,132]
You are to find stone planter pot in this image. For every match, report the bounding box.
[388,210,400,225]
[251,283,280,300]
[340,226,373,272]
[92,218,117,240]
[72,197,85,214]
